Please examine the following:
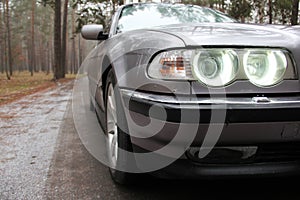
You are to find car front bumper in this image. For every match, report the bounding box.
[150,158,300,179]
[120,89,300,177]
[121,88,300,146]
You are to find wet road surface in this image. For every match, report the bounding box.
[0,82,300,199]
[0,82,72,199]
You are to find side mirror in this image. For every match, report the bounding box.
[81,24,108,40]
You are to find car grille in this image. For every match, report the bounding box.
[255,143,300,163]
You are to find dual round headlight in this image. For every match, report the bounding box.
[192,50,238,87]
[191,49,289,87]
[148,48,294,87]
[243,50,287,87]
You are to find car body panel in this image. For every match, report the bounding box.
[86,23,300,96]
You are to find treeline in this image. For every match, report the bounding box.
[0,0,299,80]
[0,0,85,80]
[184,0,299,24]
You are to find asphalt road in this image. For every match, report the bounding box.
[45,103,300,200]
[1,82,300,199]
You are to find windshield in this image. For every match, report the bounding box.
[117,4,236,33]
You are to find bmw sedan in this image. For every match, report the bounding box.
[81,3,300,184]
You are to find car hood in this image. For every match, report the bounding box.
[150,23,300,48]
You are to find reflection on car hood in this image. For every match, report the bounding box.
[149,23,300,48]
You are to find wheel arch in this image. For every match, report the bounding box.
[101,55,113,106]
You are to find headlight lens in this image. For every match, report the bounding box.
[192,49,238,87]
[148,48,295,87]
[148,50,195,80]
[244,50,287,87]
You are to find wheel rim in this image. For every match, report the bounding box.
[106,84,118,169]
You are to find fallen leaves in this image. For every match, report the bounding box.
[0,72,75,106]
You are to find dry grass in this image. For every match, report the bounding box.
[0,72,76,105]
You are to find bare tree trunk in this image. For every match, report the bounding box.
[221,0,225,12]
[46,42,48,74]
[259,2,265,23]
[78,35,82,67]
[292,0,299,25]
[0,1,3,74]
[5,0,13,77]
[54,0,62,80]
[3,1,10,80]
[70,6,75,74]
[31,0,36,76]
[4,39,10,80]
[74,35,78,73]
[27,37,32,73]
[281,9,286,25]
[24,40,29,72]
[48,12,54,75]
[241,16,245,23]
[268,0,273,24]
[112,0,116,14]
[61,0,68,77]
[70,39,74,74]
[209,1,214,9]
[0,39,3,73]
[38,33,44,72]
[47,41,51,75]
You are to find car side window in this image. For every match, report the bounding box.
[110,11,122,36]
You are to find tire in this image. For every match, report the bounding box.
[105,69,136,185]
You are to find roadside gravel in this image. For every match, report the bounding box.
[0,82,73,200]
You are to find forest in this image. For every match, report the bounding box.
[0,0,299,80]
